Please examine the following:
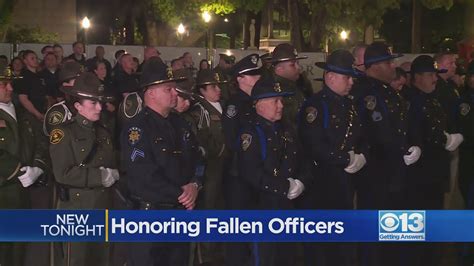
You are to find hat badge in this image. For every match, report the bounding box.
[3,67,12,78]
[434,62,439,70]
[293,49,298,56]
[274,82,281,93]
[98,84,105,93]
[166,68,174,79]
[251,56,258,65]
[214,73,221,82]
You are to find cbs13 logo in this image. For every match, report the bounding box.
[379,211,425,233]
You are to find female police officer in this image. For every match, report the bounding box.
[49,72,118,266]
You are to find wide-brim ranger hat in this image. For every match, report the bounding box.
[251,76,294,101]
[139,56,186,89]
[410,55,448,74]
[173,69,196,100]
[0,67,22,81]
[364,42,404,67]
[315,49,363,77]
[270,43,308,63]
[196,69,229,87]
[230,53,261,76]
[60,72,114,102]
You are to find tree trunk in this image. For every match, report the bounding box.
[309,7,326,51]
[411,0,421,53]
[268,0,274,38]
[364,25,374,44]
[288,0,303,51]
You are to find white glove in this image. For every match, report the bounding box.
[344,151,366,174]
[403,146,421,166]
[287,178,305,200]
[444,132,464,151]
[100,167,119,187]
[17,166,43,187]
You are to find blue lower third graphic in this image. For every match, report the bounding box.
[0,210,474,242]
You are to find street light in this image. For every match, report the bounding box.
[202,11,212,67]
[340,30,348,40]
[177,23,185,35]
[81,17,91,43]
[202,11,212,23]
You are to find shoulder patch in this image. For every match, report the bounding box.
[50,129,64,144]
[460,103,470,116]
[364,95,376,110]
[241,133,252,151]
[128,127,142,145]
[226,104,237,118]
[48,110,64,125]
[305,106,318,123]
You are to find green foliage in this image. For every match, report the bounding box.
[0,0,15,40]
[6,25,59,43]
[421,0,454,10]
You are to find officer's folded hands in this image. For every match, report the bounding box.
[344,150,367,174]
[178,183,199,210]
[17,166,44,187]
[287,178,305,200]
[403,146,422,165]
[444,131,464,151]
[99,166,120,187]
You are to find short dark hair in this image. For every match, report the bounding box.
[22,50,36,59]
[41,45,53,54]
[44,52,56,59]
[72,41,84,48]
[0,55,8,61]
[53,43,63,49]
[115,50,125,59]
[394,67,407,80]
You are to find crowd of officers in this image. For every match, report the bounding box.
[1,40,474,266]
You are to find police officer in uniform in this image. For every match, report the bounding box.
[0,67,49,266]
[271,43,312,132]
[407,55,464,266]
[299,49,368,266]
[189,69,230,265]
[458,59,474,266]
[238,75,309,266]
[49,72,119,266]
[43,61,83,136]
[121,57,199,266]
[458,60,474,210]
[354,42,422,266]
[221,54,262,266]
[222,53,261,208]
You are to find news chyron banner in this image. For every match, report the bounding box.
[0,210,473,242]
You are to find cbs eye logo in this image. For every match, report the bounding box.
[379,211,425,233]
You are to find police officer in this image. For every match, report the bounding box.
[458,60,474,210]
[221,54,262,266]
[189,69,230,265]
[354,42,421,209]
[121,57,199,266]
[43,61,83,136]
[238,75,308,266]
[299,49,367,266]
[49,72,118,266]
[271,43,313,132]
[222,53,261,206]
[408,55,463,209]
[406,55,464,266]
[458,58,474,266]
[0,67,49,266]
